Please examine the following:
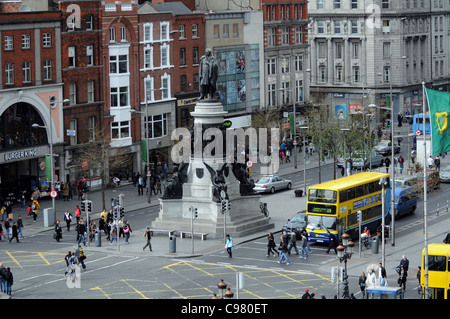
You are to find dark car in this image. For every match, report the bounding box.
[282,210,307,239]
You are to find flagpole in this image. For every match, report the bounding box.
[422,82,429,299]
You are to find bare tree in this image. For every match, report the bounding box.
[76,128,131,209]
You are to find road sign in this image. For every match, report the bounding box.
[416,130,421,136]
[246,160,253,168]
[50,190,57,198]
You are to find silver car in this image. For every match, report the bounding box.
[253,175,292,194]
[374,141,400,155]
[440,165,450,182]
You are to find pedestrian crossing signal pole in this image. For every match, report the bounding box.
[190,206,198,254]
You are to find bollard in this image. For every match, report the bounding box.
[372,236,379,254]
[169,234,176,253]
[95,229,101,247]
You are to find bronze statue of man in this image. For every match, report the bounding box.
[199,48,218,100]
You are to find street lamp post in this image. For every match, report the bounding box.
[279,88,298,169]
[370,102,395,246]
[300,126,309,194]
[379,176,388,267]
[340,128,350,176]
[130,87,165,204]
[337,233,354,299]
[32,98,69,225]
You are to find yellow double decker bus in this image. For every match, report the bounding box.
[306,172,391,243]
[421,243,450,299]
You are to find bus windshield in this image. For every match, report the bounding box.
[308,188,337,203]
[307,215,337,231]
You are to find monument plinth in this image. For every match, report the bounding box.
[151,98,274,238]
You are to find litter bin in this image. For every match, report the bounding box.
[295,189,303,197]
[169,234,176,253]
[372,236,379,254]
[95,229,101,247]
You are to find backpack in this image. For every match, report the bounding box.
[398,156,404,164]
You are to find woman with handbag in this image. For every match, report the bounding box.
[398,265,408,292]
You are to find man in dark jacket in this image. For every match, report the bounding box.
[77,219,86,246]
[326,230,337,254]
[0,263,7,293]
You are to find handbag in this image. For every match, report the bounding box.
[79,252,86,261]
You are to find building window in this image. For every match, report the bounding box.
[110,86,129,107]
[336,66,343,82]
[233,23,239,37]
[282,27,290,45]
[223,24,229,38]
[267,27,276,46]
[161,76,170,99]
[193,47,199,65]
[294,55,303,71]
[180,75,187,92]
[295,26,303,44]
[383,42,390,58]
[69,82,77,104]
[88,116,95,142]
[353,66,360,82]
[351,0,358,9]
[335,42,343,59]
[180,48,186,66]
[121,26,127,41]
[86,45,93,66]
[351,20,358,34]
[110,27,116,42]
[144,47,153,69]
[281,82,290,104]
[317,21,325,34]
[86,15,93,30]
[144,77,154,102]
[4,36,13,51]
[70,119,77,145]
[319,66,326,82]
[146,114,168,139]
[22,61,31,83]
[281,57,290,73]
[5,63,14,85]
[111,121,130,139]
[22,34,30,49]
[267,83,276,107]
[318,42,326,58]
[192,24,198,38]
[317,0,324,9]
[160,22,169,41]
[179,25,185,39]
[68,46,76,68]
[267,57,276,75]
[161,46,169,67]
[383,66,390,83]
[110,55,128,73]
[334,0,341,9]
[295,80,303,102]
[87,81,94,103]
[43,33,52,47]
[352,42,360,59]
[382,0,389,8]
[144,23,153,42]
[213,24,220,38]
[43,59,52,81]
[334,20,341,34]
[193,73,199,91]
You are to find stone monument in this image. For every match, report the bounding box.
[151,50,273,238]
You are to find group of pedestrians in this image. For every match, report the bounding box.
[271,230,312,265]
[0,263,13,297]
[1,216,24,243]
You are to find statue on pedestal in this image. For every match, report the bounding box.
[161,162,189,199]
[199,48,218,100]
[204,162,227,202]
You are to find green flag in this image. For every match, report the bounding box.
[426,88,450,155]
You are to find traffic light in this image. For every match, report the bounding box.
[113,206,118,219]
[227,201,231,211]
[120,206,125,218]
[221,200,227,213]
[81,200,86,213]
[357,210,362,224]
[87,200,92,213]
[194,207,198,219]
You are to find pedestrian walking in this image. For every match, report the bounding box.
[137,174,144,196]
[4,218,10,241]
[64,251,72,276]
[74,205,81,222]
[17,216,23,239]
[427,156,434,170]
[278,238,290,265]
[384,157,391,174]
[411,148,416,164]
[266,232,279,257]
[300,232,309,260]
[399,255,409,271]
[378,262,387,286]
[142,227,152,251]
[156,179,162,195]
[326,230,337,254]
[9,222,19,243]
[287,231,299,255]
[4,267,12,296]
[54,220,62,242]
[64,209,72,231]
[225,234,234,258]
[110,225,118,245]
[75,245,86,270]
[398,155,404,174]
[359,272,367,298]
[301,289,311,299]
[416,266,422,295]
[77,219,86,246]
[366,267,376,288]
[0,263,6,293]
[435,155,441,171]
[124,221,132,244]
[398,265,407,292]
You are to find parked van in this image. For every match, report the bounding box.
[394,187,417,220]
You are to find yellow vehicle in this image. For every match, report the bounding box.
[306,172,391,243]
[421,243,450,299]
